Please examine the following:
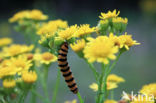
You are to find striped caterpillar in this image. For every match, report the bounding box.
[58,42,78,94]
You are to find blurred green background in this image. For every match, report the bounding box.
[0,0,156,102]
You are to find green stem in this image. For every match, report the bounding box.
[85,60,99,81]
[18,91,28,103]
[31,89,45,102]
[36,64,50,103]
[42,64,50,103]
[30,85,37,103]
[101,52,122,102]
[96,63,105,103]
[103,73,108,101]
[106,52,122,74]
[111,90,114,100]
[51,70,61,103]
[77,92,84,103]
[42,77,50,103]
[44,64,50,82]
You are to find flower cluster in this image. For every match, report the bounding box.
[97,9,128,35]
[0,36,57,101]
[140,83,156,99]
[0,43,36,88]
[83,32,139,64]
[34,9,140,103]
[0,38,12,47]
[9,9,48,23]
[37,19,68,37]
[89,74,125,92]
[120,83,156,103]
[0,9,142,103]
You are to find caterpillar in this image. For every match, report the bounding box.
[58,42,78,94]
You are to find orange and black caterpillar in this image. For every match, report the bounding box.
[58,42,78,94]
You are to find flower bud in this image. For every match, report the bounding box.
[39,36,49,47]
[97,20,109,35]
[3,79,16,88]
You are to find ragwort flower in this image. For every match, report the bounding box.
[75,24,95,37]
[83,36,118,64]
[70,39,86,52]
[0,38,12,47]
[2,44,34,57]
[112,17,128,24]
[109,33,123,47]
[65,99,77,103]
[58,25,78,40]
[140,83,156,99]
[104,100,117,103]
[3,79,16,88]
[0,66,18,78]
[9,9,48,23]
[99,9,120,20]
[89,82,118,92]
[29,9,48,20]
[37,19,68,37]
[119,33,140,50]
[107,74,125,84]
[10,55,33,73]
[22,70,37,83]
[34,52,57,65]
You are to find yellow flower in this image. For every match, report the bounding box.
[58,25,78,40]
[89,82,118,92]
[0,66,17,78]
[0,51,4,59]
[9,9,48,23]
[0,65,19,78]
[2,44,34,57]
[70,39,85,52]
[65,99,77,103]
[100,19,109,25]
[75,24,95,37]
[99,9,120,20]
[109,33,123,47]
[29,9,48,20]
[104,100,117,103]
[140,83,156,99]
[89,83,98,92]
[107,82,118,90]
[0,38,12,47]
[22,70,37,83]
[37,24,57,37]
[38,36,47,44]
[10,55,33,73]
[107,74,125,84]
[34,52,57,65]
[0,59,11,67]
[119,33,140,50]
[3,79,16,88]
[49,19,68,29]
[9,10,30,23]
[37,19,68,37]
[83,36,118,64]
[0,55,32,78]
[112,17,128,24]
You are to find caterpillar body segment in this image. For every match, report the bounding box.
[58,42,78,94]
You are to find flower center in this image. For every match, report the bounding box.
[42,52,53,61]
[92,43,111,58]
